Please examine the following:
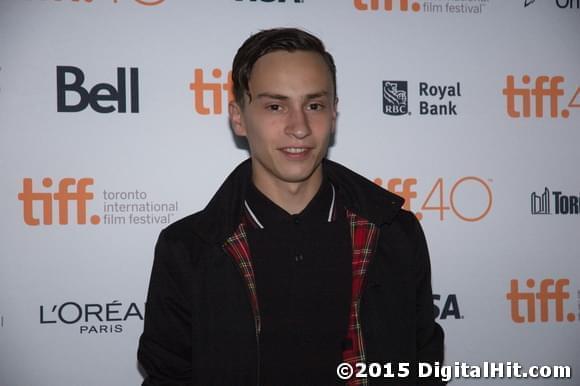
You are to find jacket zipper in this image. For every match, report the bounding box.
[255,316,261,386]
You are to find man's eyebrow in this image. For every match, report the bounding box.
[305,91,329,99]
[255,91,330,100]
[256,93,289,100]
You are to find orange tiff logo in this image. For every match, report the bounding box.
[354,0,421,12]
[189,68,233,115]
[502,75,580,118]
[17,178,100,226]
[506,278,577,323]
[374,177,493,222]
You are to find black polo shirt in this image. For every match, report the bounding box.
[244,178,352,384]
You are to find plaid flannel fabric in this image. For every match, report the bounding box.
[222,218,261,335]
[222,207,379,385]
[343,209,379,386]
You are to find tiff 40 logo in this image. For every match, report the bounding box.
[17,178,100,226]
[503,74,580,118]
[374,177,493,222]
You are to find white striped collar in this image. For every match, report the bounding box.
[243,183,336,229]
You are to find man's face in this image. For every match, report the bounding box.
[229,50,337,191]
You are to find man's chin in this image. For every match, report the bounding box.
[276,167,322,185]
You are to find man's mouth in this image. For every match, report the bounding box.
[281,147,309,154]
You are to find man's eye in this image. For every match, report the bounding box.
[266,104,282,112]
[307,103,324,111]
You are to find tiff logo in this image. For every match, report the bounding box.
[17,178,101,226]
[383,81,408,116]
[354,0,421,12]
[502,75,580,118]
[189,68,233,115]
[531,187,550,214]
[506,278,577,323]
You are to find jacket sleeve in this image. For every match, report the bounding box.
[413,216,446,385]
[138,229,194,386]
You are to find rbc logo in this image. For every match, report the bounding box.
[17,178,100,226]
[56,66,139,113]
[383,81,408,116]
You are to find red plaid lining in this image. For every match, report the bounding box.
[222,208,379,385]
[343,210,379,386]
[222,219,261,335]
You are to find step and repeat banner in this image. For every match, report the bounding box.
[1,1,579,385]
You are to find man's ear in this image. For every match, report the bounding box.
[229,101,246,136]
[331,97,339,133]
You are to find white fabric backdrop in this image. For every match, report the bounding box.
[1,1,579,385]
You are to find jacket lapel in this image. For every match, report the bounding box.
[222,219,261,336]
[343,209,380,386]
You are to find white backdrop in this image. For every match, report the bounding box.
[1,1,579,385]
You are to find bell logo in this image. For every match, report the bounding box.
[56,66,139,113]
[502,75,580,118]
[17,178,100,226]
[354,0,421,12]
[189,68,233,115]
[506,278,577,323]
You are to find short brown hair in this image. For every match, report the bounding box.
[231,28,337,106]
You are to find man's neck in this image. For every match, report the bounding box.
[251,170,323,215]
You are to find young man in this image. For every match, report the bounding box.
[138,28,444,385]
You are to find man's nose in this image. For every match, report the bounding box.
[285,107,311,139]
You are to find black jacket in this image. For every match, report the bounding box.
[138,159,445,385]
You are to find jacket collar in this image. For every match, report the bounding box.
[191,158,404,244]
[323,159,404,226]
[244,176,335,229]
